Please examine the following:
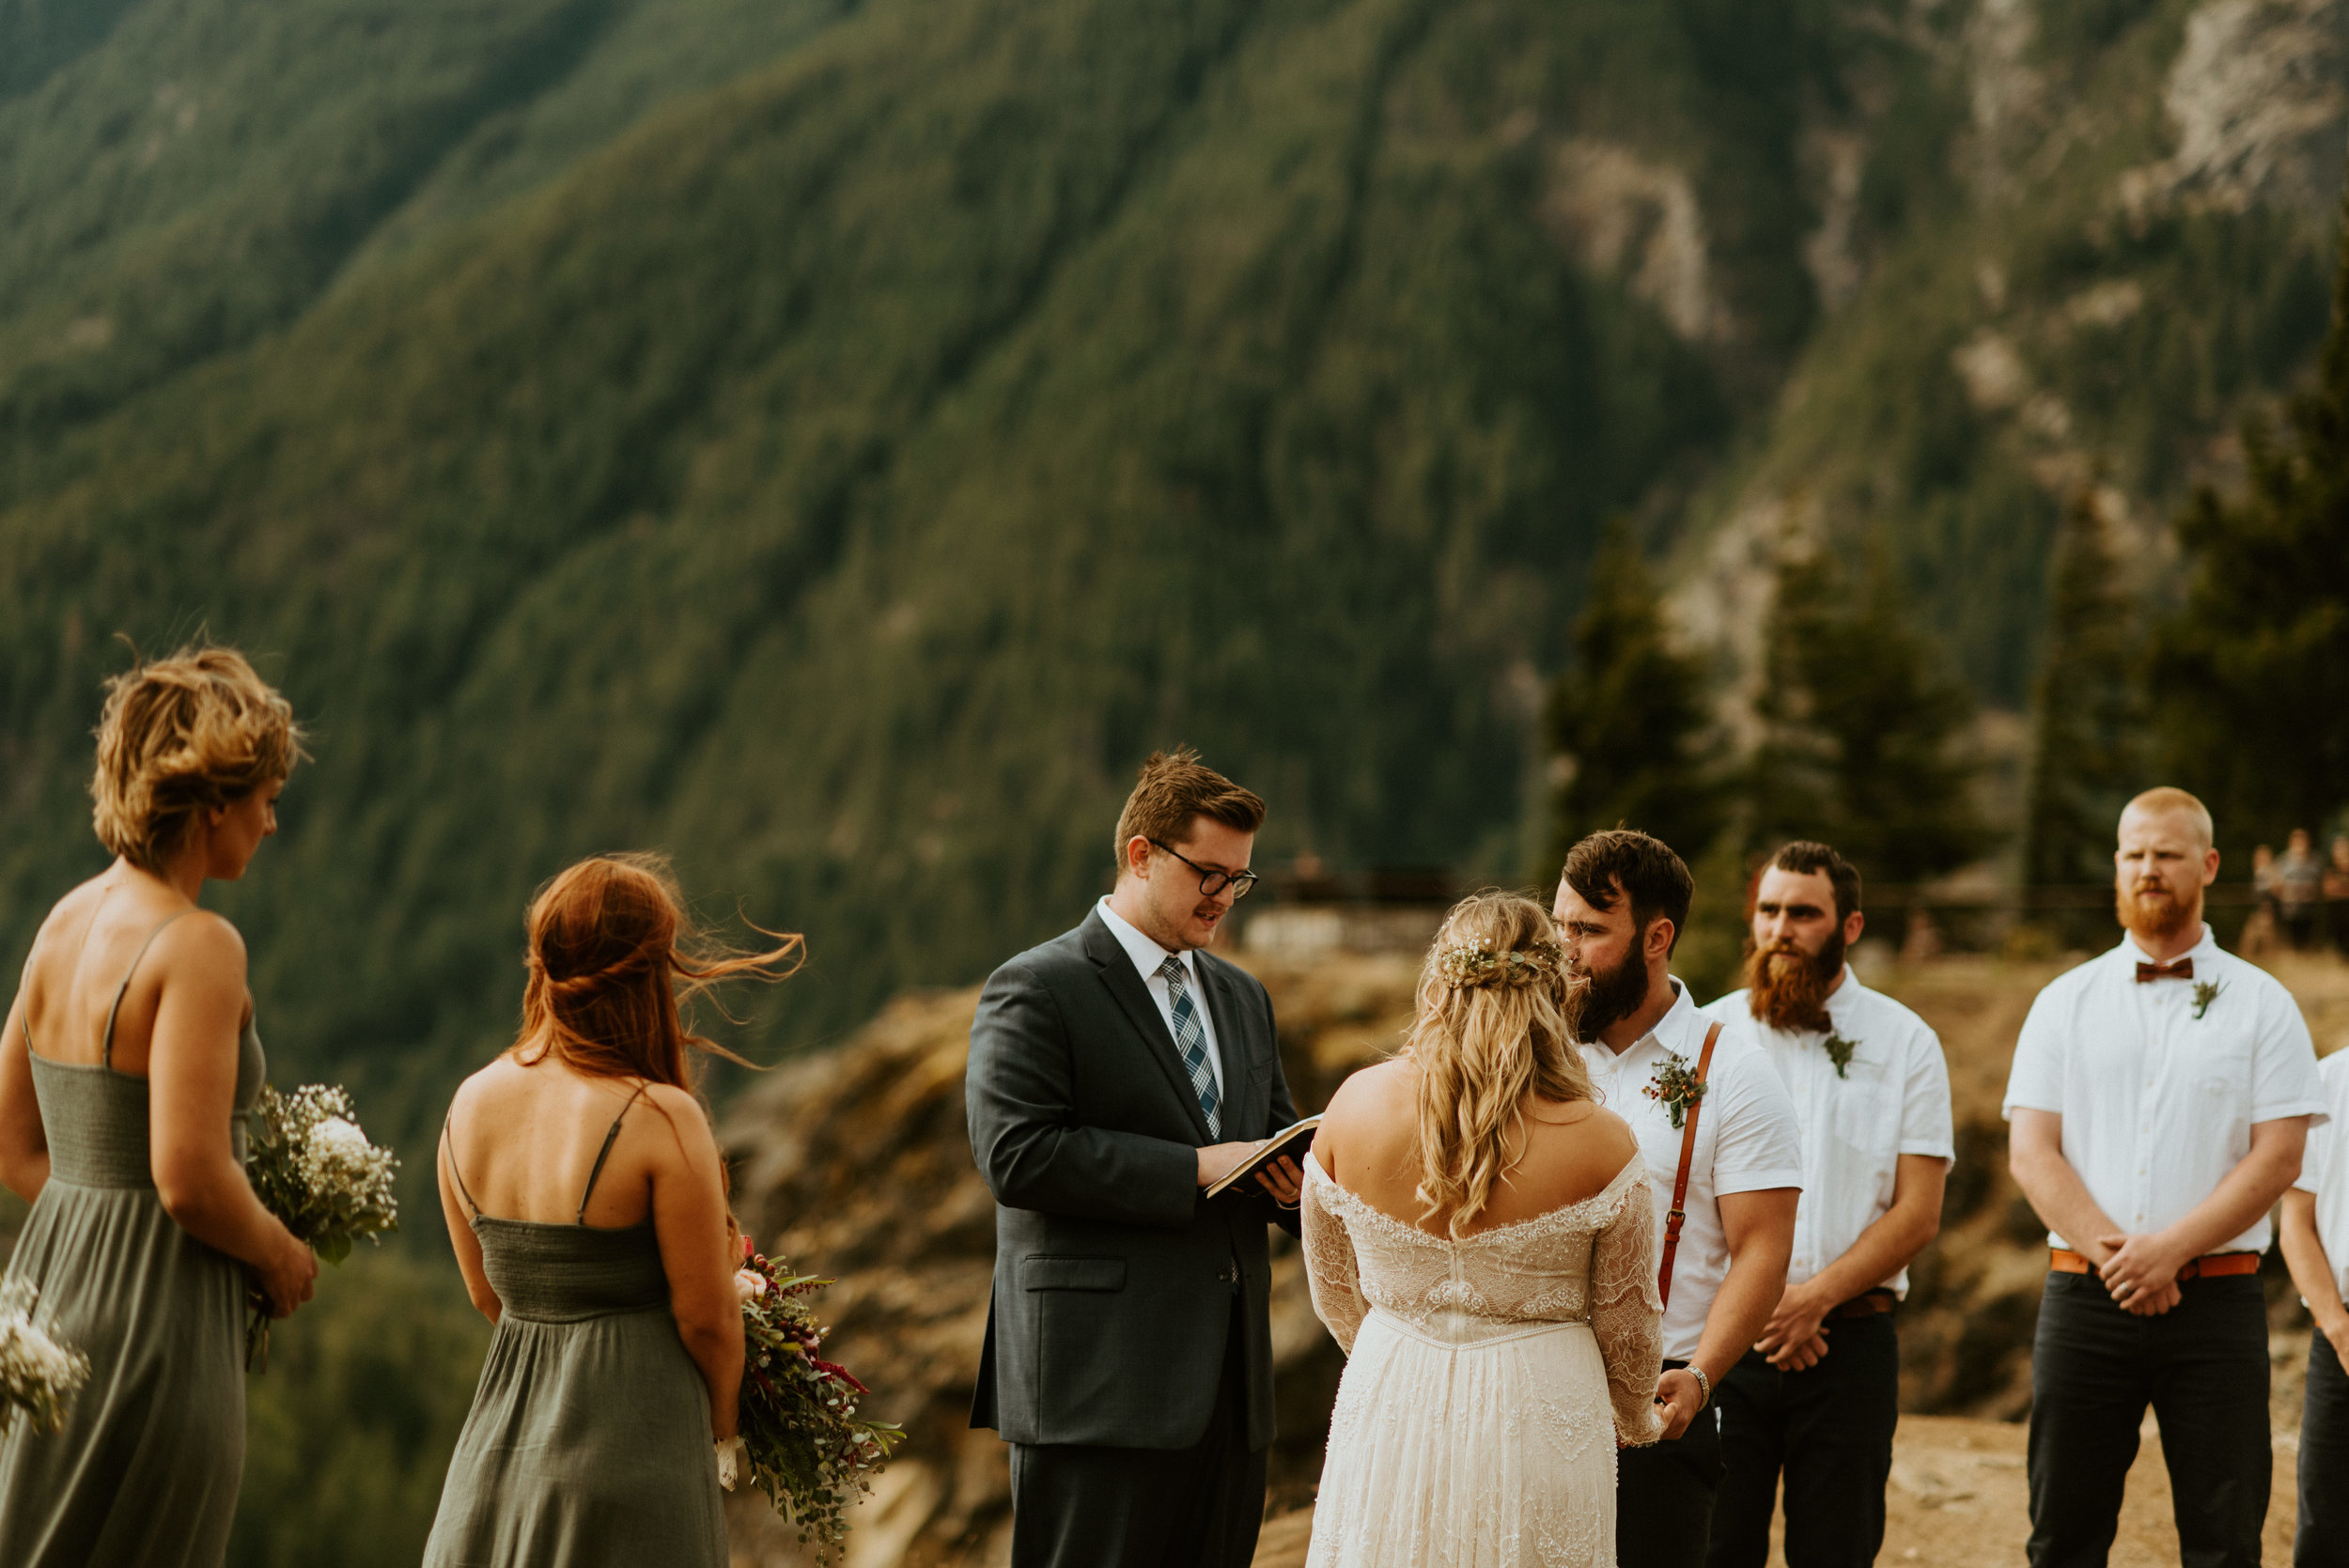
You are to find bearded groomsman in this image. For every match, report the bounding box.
[1557,830,1804,1568]
[1698,842,1952,1568]
[2006,787,2326,1568]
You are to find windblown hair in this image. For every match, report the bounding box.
[1111,746,1266,872]
[1401,892,1593,1236]
[513,854,801,1089]
[89,645,305,872]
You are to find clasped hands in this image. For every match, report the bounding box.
[1751,1275,1839,1371]
[1195,1141,1302,1206]
[2086,1232,2189,1316]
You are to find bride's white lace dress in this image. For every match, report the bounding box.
[1299,1152,1664,1567]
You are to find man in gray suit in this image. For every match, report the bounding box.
[967,747,1305,1568]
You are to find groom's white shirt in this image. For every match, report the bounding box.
[1581,979,1804,1362]
[1096,896,1227,1100]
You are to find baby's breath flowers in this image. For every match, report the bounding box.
[0,1281,89,1437]
[1433,937,1565,990]
[728,1239,903,1562]
[242,1084,399,1368]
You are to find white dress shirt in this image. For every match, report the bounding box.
[1581,979,1806,1362]
[2003,924,2327,1254]
[2293,1050,2349,1300]
[1096,897,1226,1100]
[1702,970,1953,1297]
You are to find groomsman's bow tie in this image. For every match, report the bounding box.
[2136,958,2195,983]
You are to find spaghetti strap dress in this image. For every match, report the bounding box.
[0,910,267,1568]
[423,1085,727,1568]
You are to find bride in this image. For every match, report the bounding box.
[1302,891,1663,1567]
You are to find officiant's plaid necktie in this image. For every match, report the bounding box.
[1158,955,1221,1137]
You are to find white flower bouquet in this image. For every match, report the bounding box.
[0,1281,89,1436]
[242,1083,399,1368]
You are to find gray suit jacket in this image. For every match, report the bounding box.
[965,908,1300,1452]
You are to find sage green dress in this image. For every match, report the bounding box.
[0,911,265,1568]
[423,1088,726,1567]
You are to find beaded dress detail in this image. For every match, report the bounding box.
[1300,1152,1663,1567]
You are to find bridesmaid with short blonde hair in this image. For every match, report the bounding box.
[425,853,797,1567]
[0,645,319,1567]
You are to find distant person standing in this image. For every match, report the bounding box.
[966,749,1303,1568]
[2324,836,2349,955]
[1700,842,1952,1568]
[2245,845,2282,960]
[1556,830,1804,1568]
[2006,787,2326,1568]
[0,647,319,1568]
[2278,828,2325,951]
[2279,1043,2349,1567]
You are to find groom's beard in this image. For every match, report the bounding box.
[1575,945,1653,1040]
[1745,930,1844,1034]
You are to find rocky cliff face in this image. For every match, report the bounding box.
[714,947,2349,1565]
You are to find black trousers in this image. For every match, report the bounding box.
[2299,1328,2349,1567]
[2027,1270,2270,1568]
[1707,1313,1900,1568]
[1618,1360,1727,1568]
[1006,1297,1266,1568]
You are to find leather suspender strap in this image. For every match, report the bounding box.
[1657,1021,1723,1312]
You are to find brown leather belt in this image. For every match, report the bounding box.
[2050,1248,2261,1281]
[1828,1288,1896,1320]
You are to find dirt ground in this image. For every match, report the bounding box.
[1250,1403,2310,1567]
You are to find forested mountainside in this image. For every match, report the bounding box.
[2,0,2343,1160]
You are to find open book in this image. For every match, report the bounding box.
[1205,1115,1324,1200]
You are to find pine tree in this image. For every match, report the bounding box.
[1746,542,1992,883]
[2153,208,2349,847]
[1543,523,1726,868]
[2022,489,2145,885]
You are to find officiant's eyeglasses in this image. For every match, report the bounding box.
[1148,840,1259,900]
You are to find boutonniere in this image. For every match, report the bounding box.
[1822,1033,1858,1079]
[2192,980,2225,1020]
[1645,1052,1708,1129]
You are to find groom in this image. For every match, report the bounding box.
[1557,829,1803,1568]
[967,747,1304,1568]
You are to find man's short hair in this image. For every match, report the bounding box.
[1112,747,1267,872]
[1765,841,1861,922]
[2123,786,2214,849]
[1563,830,1694,955]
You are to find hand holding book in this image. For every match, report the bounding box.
[1197,1115,1322,1202]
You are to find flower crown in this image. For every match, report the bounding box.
[1433,938,1566,990]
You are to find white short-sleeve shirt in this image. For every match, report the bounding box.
[1702,970,1953,1297]
[2292,1051,2349,1300]
[2002,924,2326,1254]
[1581,979,1805,1362]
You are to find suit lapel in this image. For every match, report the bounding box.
[1081,911,1215,1143]
[1197,955,1268,1140]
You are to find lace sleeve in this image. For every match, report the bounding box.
[1301,1163,1367,1354]
[1590,1165,1664,1447]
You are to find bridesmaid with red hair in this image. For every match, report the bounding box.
[425,854,799,1567]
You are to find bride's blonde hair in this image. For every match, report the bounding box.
[1401,892,1592,1235]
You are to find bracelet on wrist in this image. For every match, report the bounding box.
[1689,1365,1711,1409]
